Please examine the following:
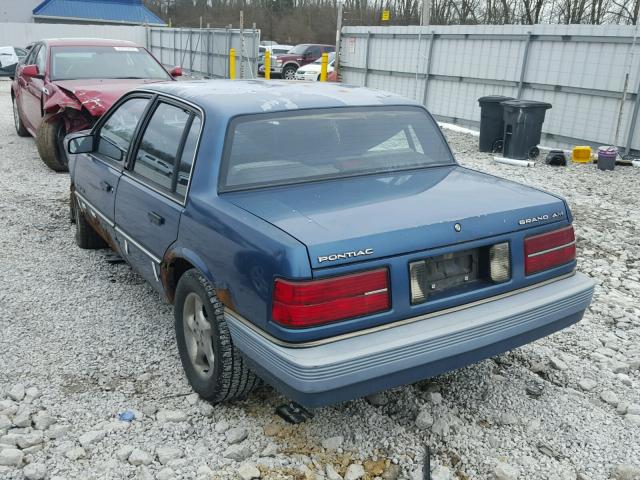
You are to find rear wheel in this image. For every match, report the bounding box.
[73,194,106,249]
[282,65,297,80]
[12,96,29,137]
[36,120,68,172]
[175,269,259,403]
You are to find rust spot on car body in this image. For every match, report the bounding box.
[160,250,179,303]
[161,250,235,309]
[216,288,235,310]
[75,195,119,252]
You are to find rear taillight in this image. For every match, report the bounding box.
[272,268,390,328]
[525,225,576,275]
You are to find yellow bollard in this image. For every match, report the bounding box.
[264,50,271,80]
[320,52,328,82]
[229,48,236,80]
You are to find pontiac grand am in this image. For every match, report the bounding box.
[65,80,594,407]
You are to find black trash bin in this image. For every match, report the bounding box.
[501,100,552,160]
[478,95,514,152]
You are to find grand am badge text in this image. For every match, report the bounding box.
[518,211,564,225]
[318,248,374,263]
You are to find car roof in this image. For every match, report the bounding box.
[140,80,418,118]
[299,43,334,47]
[43,38,142,47]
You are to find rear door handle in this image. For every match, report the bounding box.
[148,211,165,225]
[99,181,113,193]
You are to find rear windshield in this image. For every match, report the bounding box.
[219,106,455,192]
[50,46,171,81]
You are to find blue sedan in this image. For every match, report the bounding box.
[66,80,594,407]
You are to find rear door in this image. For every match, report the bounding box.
[114,97,202,288]
[73,95,152,245]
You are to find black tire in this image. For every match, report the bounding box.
[282,65,297,80]
[175,269,259,403]
[36,120,68,172]
[529,146,540,159]
[12,95,29,137]
[69,192,76,224]
[73,194,106,249]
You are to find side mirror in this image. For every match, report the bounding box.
[67,134,94,155]
[169,66,182,77]
[22,64,38,78]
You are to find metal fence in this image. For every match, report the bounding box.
[340,24,640,154]
[147,26,260,79]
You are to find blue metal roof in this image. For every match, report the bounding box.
[33,0,166,25]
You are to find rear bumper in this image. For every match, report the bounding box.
[226,272,594,407]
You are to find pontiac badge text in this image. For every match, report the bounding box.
[318,248,374,263]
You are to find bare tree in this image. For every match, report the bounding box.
[144,0,640,44]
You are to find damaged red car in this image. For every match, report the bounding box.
[11,38,181,172]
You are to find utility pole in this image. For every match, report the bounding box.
[421,0,431,25]
[335,1,344,79]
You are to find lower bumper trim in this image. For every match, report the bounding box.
[226,272,594,407]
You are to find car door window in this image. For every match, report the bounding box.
[175,115,201,198]
[132,102,191,193]
[34,45,46,74]
[98,97,149,162]
[308,47,321,58]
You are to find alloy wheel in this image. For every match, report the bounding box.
[182,292,215,379]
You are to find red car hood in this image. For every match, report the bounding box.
[47,78,168,117]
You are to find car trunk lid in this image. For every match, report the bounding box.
[226,166,568,269]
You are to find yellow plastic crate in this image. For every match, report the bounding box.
[572,146,592,163]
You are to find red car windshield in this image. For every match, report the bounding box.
[50,46,171,81]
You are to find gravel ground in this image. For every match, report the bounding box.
[0,78,639,480]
